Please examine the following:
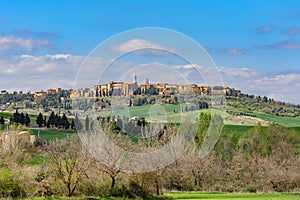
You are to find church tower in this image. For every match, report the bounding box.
[133,72,137,83]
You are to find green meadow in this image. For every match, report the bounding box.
[252,112,300,127]
[165,192,300,200]
[30,129,75,142]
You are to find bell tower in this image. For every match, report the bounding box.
[133,72,137,83]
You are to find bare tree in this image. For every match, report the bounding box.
[48,135,96,197]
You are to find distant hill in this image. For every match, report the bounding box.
[1,87,299,128]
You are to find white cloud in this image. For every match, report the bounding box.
[109,38,176,55]
[174,64,198,69]
[0,52,299,104]
[223,48,247,56]
[254,25,274,33]
[219,67,300,103]
[219,67,260,78]
[0,36,51,51]
[255,73,300,85]
[48,54,71,60]
[174,64,300,103]
[254,39,300,50]
[0,54,84,92]
[283,27,300,35]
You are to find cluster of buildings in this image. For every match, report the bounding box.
[70,73,234,99]
[34,88,62,98]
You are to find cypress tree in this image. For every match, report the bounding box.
[36,113,44,127]
[25,113,30,126]
[85,116,89,131]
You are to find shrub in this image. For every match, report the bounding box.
[77,178,109,197]
[110,180,151,199]
[128,180,149,199]
[244,184,260,193]
[0,169,23,198]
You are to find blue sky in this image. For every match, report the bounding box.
[0,1,300,103]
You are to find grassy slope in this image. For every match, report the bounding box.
[2,105,299,142]
[253,112,300,127]
[31,129,75,142]
[166,192,300,200]
[117,106,230,124]
[29,125,299,143]
[27,106,300,142]
[118,105,300,127]
[223,124,255,136]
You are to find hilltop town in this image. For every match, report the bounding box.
[69,73,233,99]
[0,72,299,120]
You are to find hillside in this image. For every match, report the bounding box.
[1,88,300,128]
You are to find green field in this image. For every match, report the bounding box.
[115,106,229,124]
[114,105,265,126]
[115,104,183,120]
[31,129,75,142]
[165,192,300,200]
[222,124,255,135]
[253,112,300,127]
[0,111,13,120]
[28,124,300,144]
[115,105,300,127]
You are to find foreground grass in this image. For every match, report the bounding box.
[23,196,170,200]
[23,198,129,200]
[23,193,300,200]
[165,192,300,200]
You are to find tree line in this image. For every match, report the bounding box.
[10,110,31,126]
[36,111,75,130]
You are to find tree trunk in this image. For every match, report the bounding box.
[155,179,160,196]
[111,175,116,189]
[67,182,71,197]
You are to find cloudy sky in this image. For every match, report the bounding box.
[0,1,300,103]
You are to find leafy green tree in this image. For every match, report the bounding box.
[241,124,300,158]
[215,130,240,165]
[195,112,211,150]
